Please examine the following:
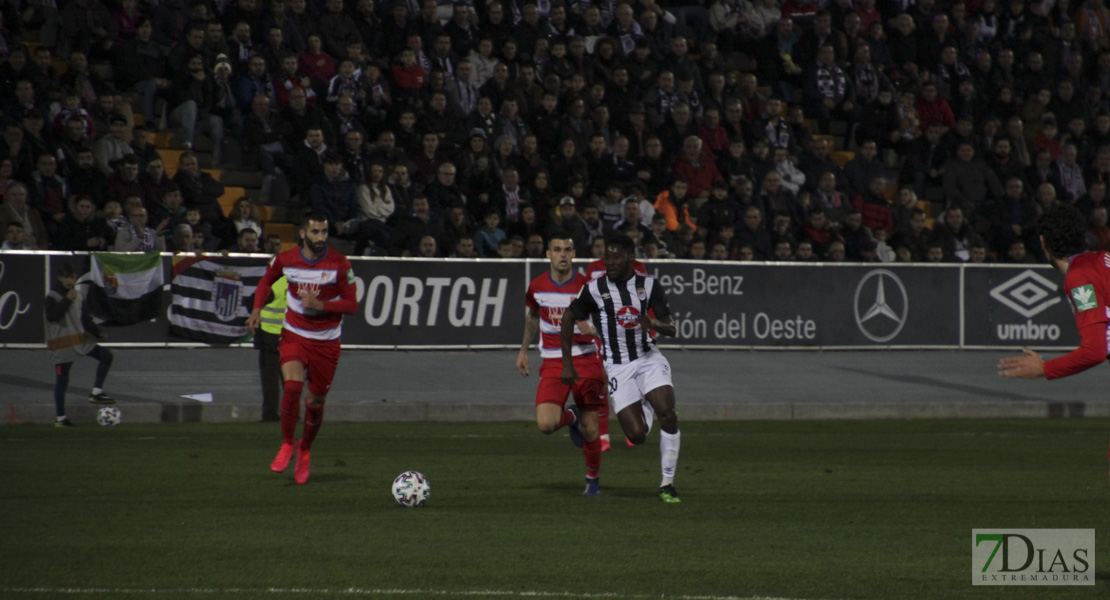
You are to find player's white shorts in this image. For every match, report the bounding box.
[605,349,673,413]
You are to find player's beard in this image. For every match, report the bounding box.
[308,239,327,255]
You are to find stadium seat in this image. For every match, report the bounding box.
[161,149,187,177]
[267,223,297,245]
[828,121,849,136]
[219,170,264,188]
[256,205,271,221]
[832,151,855,169]
[22,41,41,55]
[884,184,897,202]
[813,134,835,151]
[202,168,222,181]
[218,186,247,216]
[132,113,145,127]
[149,131,175,148]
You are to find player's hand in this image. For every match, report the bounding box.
[997,348,1045,379]
[299,284,324,310]
[638,314,655,331]
[301,293,324,310]
[576,319,598,337]
[560,363,580,386]
[516,351,530,377]
[247,308,262,332]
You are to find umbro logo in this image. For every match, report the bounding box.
[990,270,1061,318]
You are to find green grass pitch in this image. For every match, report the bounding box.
[2,419,1108,600]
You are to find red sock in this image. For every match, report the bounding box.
[598,404,610,438]
[557,408,575,429]
[584,437,601,479]
[281,380,303,445]
[301,403,324,450]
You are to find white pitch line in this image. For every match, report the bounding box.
[0,587,854,600]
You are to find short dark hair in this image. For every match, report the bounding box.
[604,232,636,255]
[302,211,328,229]
[57,262,77,278]
[1038,204,1087,259]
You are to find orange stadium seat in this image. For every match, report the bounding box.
[218,186,246,216]
[832,151,855,169]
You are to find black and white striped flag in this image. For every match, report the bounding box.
[169,255,269,344]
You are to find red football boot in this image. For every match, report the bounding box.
[294,441,311,484]
[271,442,295,473]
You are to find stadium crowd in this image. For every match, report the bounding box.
[3,0,1110,262]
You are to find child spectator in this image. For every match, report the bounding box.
[44,262,116,427]
[474,207,507,257]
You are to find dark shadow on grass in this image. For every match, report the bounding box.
[835,367,1057,402]
[281,473,359,485]
[531,482,658,499]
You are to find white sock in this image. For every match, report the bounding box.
[660,429,680,487]
[642,398,655,435]
[92,387,103,396]
[56,416,66,422]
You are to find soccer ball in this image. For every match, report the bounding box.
[97,406,121,427]
[392,471,430,507]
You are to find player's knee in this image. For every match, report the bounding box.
[579,419,598,440]
[537,419,558,434]
[626,428,647,445]
[283,380,304,397]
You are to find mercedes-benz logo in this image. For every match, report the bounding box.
[854,269,909,343]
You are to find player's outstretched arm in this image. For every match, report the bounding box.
[517,308,540,377]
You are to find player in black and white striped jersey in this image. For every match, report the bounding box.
[559,232,683,503]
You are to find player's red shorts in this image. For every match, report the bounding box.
[536,354,607,411]
[279,330,341,397]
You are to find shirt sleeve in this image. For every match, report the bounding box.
[1044,262,1110,378]
[569,284,598,320]
[1044,321,1108,379]
[647,279,671,319]
[524,282,538,311]
[321,257,359,315]
[252,254,284,311]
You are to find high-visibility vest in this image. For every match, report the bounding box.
[259,276,287,335]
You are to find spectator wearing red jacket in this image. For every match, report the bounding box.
[673,136,724,202]
[390,48,427,106]
[852,175,894,234]
[915,81,955,130]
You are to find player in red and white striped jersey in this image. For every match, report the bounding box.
[518,233,607,496]
[997,205,1110,476]
[585,257,649,451]
[248,212,358,485]
[998,205,1110,378]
